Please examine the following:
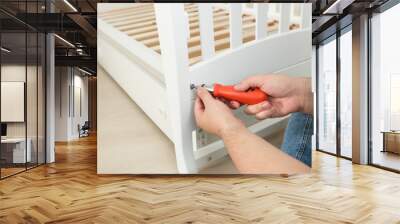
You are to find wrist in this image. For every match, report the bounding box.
[219,122,248,140]
[296,77,313,114]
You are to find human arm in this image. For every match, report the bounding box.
[194,88,310,174]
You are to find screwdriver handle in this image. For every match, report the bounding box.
[213,84,268,105]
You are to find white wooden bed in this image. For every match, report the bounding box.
[98,3,312,173]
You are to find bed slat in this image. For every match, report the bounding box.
[302,3,312,29]
[229,4,242,49]
[198,4,215,60]
[100,3,303,65]
[255,4,269,40]
[279,4,291,33]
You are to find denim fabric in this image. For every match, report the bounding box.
[281,112,313,167]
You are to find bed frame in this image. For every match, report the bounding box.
[98,3,312,173]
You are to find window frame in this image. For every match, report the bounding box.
[315,24,353,161]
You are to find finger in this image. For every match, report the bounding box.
[255,109,275,120]
[194,97,204,124]
[215,97,233,110]
[244,101,270,115]
[217,97,229,105]
[234,75,265,91]
[229,101,241,109]
[194,97,204,111]
[197,87,214,106]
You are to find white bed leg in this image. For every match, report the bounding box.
[155,4,198,173]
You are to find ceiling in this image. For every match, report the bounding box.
[0,0,100,73]
[311,0,391,44]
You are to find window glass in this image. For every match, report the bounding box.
[318,37,337,154]
[1,31,28,178]
[340,29,352,158]
[371,3,400,171]
[0,1,46,178]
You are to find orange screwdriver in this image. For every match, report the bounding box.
[191,83,268,105]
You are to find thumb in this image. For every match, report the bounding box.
[194,97,204,125]
[234,75,265,91]
[197,87,214,106]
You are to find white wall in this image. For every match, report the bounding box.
[55,67,89,141]
[71,73,89,138]
[1,65,36,138]
[55,67,70,141]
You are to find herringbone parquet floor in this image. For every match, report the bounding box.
[1,134,400,223]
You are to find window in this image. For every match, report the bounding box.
[0,2,47,179]
[339,28,352,158]
[370,2,400,171]
[317,36,337,154]
[390,74,400,130]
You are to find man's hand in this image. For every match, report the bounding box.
[194,87,246,138]
[193,86,311,174]
[230,75,312,119]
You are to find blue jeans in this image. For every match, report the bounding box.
[281,112,313,167]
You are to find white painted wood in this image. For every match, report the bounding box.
[255,4,269,40]
[279,3,291,33]
[195,146,228,170]
[289,4,303,27]
[98,22,172,140]
[268,4,281,22]
[189,29,311,86]
[198,3,215,60]
[229,4,242,49]
[98,18,163,81]
[302,3,312,29]
[214,3,254,15]
[195,117,289,171]
[242,3,255,15]
[275,59,311,77]
[155,4,198,173]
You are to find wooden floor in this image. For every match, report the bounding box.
[1,134,400,223]
[1,167,26,178]
[373,150,400,171]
